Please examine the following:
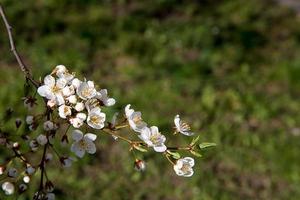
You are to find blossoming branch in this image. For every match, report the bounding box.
[0,4,216,200]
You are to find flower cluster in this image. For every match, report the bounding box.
[0,65,215,198]
[38,65,115,130]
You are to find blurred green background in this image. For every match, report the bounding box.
[1,0,300,199]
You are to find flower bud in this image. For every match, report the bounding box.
[29,140,38,151]
[45,181,54,192]
[15,118,22,128]
[18,183,27,193]
[22,96,37,109]
[26,115,34,125]
[134,159,146,171]
[74,102,84,112]
[7,168,18,178]
[2,182,14,195]
[61,135,69,146]
[13,142,20,149]
[46,192,55,200]
[43,121,57,131]
[60,157,73,168]
[67,95,77,104]
[47,99,56,108]
[0,166,6,175]
[45,153,53,162]
[36,134,48,146]
[26,165,36,175]
[23,176,30,183]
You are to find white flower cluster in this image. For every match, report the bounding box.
[37,65,115,129]
[125,105,196,177]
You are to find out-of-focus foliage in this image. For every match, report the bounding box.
[1,0,300,199]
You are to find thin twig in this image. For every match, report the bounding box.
[0,4,39,88]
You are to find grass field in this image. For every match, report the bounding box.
[1,0,300,199]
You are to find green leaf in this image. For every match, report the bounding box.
[190,135,200,146]
[133,145,148,152]
[166,150,181,159]
[199,142,217,149]
[190,150,202,157]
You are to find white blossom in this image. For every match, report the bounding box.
[87,107,106,129]
[26,115,34,125]
[139,126,167,152]
[43,121,57,131]
[37,75,66,106]
[2,182,14,195]
[96,89,116,106]
[36,134,48,146]
[173,157,195,177]
[77,81,97,100]
[71,130,97,158]
[58,105,72,119]
[125,104,147,133]
[174,115,194,136]
[7,168,18,178]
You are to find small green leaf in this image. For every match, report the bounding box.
[190,135,200,146]
[133,145,148,152]
[190,150,202,157]
[199,142,217,149]
[167,150,181,159]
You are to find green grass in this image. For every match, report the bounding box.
[1,0,300,199]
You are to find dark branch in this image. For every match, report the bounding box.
[0,4,39,88]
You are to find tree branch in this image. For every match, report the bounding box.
[0,4,39,88]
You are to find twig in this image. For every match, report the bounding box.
[0,4,39,88]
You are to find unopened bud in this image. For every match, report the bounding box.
[23,176,30,183]
[61,135,68,146]
[15,118,22,128]
[45,153,53,162]
[7,168,18,178]
[18,183,27,193]
[134,159,146,171]
[0,166,6,175]
[13,142,20,149]
[45,181,54,192]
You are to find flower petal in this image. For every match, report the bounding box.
[105,98,116,106]
[174,115,180,129]
[72,130,83,141]
[184,157,195,167]
[150,126,159,134]
[84,133,97,141]
[44,75,55,86]
[153,145,167,152]
[86,142,96,154]
[37,85,51,97]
